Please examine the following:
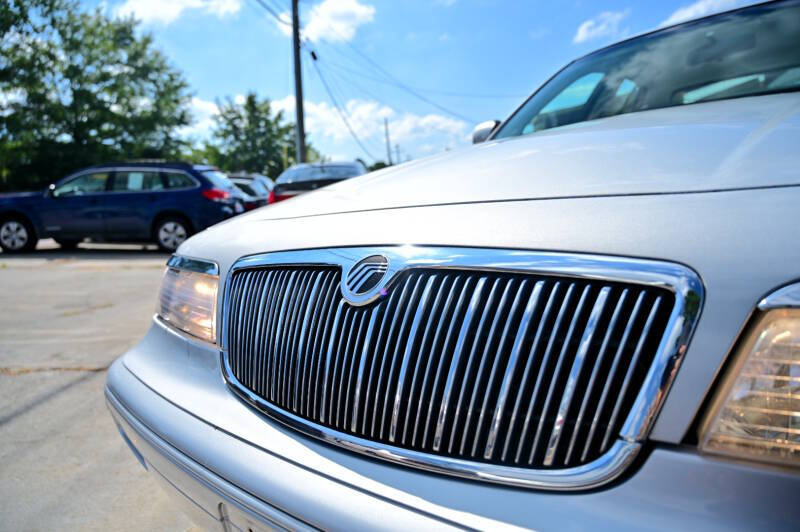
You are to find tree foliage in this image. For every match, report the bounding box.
[201,92,321,177]
[0,0,192,191]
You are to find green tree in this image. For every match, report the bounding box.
[203,92,321,177]
[0,0,192,191]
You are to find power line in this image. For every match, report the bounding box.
[322,56,526,99]
[319,64,386,154]
[306,27,478,123]
[249,0,290,26]
[309,54,378,162]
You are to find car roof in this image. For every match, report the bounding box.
[84,161,202,171]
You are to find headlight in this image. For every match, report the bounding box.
[157,255,219,343]
[700,293,800,466]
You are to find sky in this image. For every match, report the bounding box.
[85,0,755,165]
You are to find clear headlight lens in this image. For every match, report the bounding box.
[157,256,219,343]
[700,309,800,465]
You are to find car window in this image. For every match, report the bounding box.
[234,182,256,196]
[495,1,800,139]
[111,171,163,192]
[164,172,196,189]
[53,172,109,197]
[201,170,236,189]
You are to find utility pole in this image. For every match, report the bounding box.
[384,118,392,165]
[291,0,307,163]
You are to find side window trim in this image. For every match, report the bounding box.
[53,170,111,197]
[103,167,200,194]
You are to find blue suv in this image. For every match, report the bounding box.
[0,162,245,252]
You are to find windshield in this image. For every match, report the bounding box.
[495,1,800,140]
[276,164,365,184]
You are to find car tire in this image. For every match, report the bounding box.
[55,238,81,250]
[0,216,38,253]
[154,216,191,252]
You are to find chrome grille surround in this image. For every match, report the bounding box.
[220,246,703,490]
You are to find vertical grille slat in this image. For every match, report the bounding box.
[530,285,592,465]
[544,286,611,466]
[389,275,438,443]
[564,288,628,464]
[446,277,502,453]
[379,275,428,440]
[484,280,544,460]
[471,279,525,457]
[225,262,677,472]
[371,278,417,438]
[422,276,472,450]
[350,307,381,431]
[600,296,663,453]
[581,291,646,461]
[433,276,487,452]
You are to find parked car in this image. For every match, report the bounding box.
[228,172,274,195]
[270,161,366,204]
[0,162,245,252]
[106,2,800,530]
[229,177,269,210]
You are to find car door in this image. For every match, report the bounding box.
[104,169,165,240]
[39,171,109,238]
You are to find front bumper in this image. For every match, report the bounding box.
[106,321,800,531]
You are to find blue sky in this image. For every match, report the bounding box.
[87,0,752,164]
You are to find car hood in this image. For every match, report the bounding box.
[246,93,800,221]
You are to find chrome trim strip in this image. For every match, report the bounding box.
[219,246,704,490]
[167,254,220,276]
[758,281,800,309]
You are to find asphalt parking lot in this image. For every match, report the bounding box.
[0,240,199,530]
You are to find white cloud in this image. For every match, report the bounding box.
[114,0,242,25]
[178,93,467,159]
[573,9,630,44]
[660,0,740,27]
[274,94,468,156]
[179,97,220,140]
[277,0,375,42]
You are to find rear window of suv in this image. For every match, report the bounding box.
[495,0,800,139]
[164,172,196,189]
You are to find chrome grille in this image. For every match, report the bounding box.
[224,262,676,471]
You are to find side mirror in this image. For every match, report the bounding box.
[472,119,500,144]
[45,183,55,197]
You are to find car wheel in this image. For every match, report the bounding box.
[155,217,190,252]
[0,217,37,253]
[55,238,81,250]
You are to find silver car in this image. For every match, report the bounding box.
[106,2,800,530]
